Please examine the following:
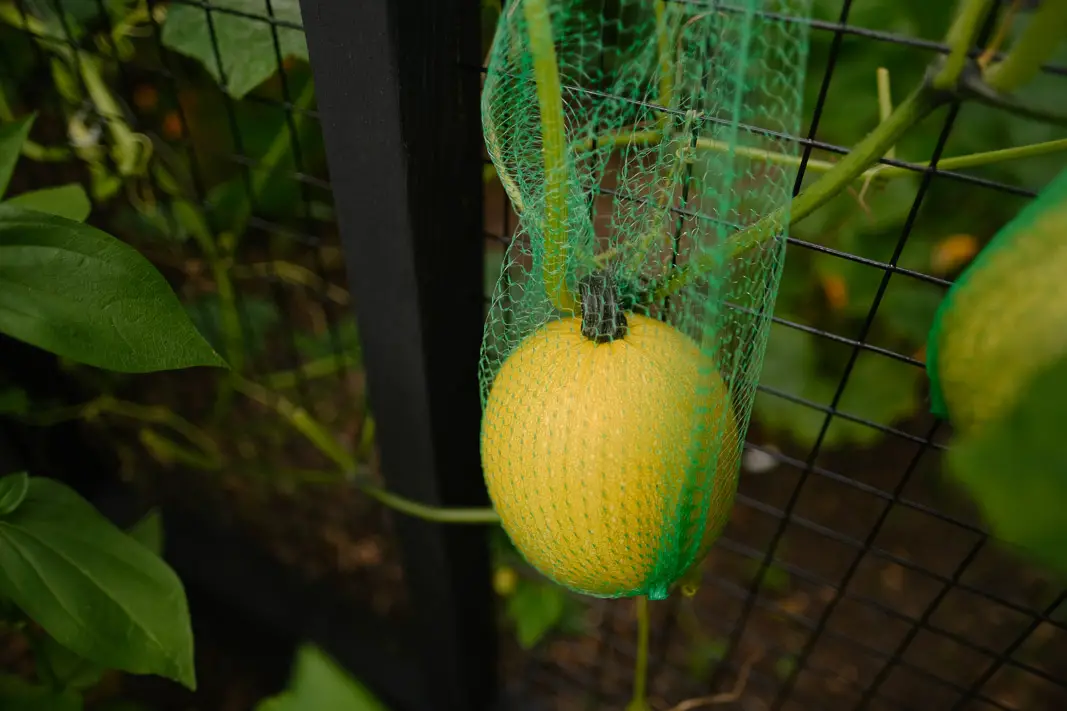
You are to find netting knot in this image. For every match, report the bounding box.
[579,270,628,344]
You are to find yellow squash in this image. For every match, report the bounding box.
[480,313,741,598]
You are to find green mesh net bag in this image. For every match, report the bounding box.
[927,164,1067,436]
[478,0,812,600]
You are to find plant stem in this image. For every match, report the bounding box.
[984,0,1067,93]
[655,0,673,113]
[21,397,222,468]
[232,260,350,305]
[232,376,502,524]
[213,254,245,375]
[524,0,576,312]
[627,596,652,711]
[0,4,145,176]
[775,87,937,218]
[651,0,996,298]
[263,353,360,389]
[359,484,501,525]
[652,84,941,300]
[584,126,1067,184]
[905,136,1067,174]
[78,52,143,177]
[95,398,222,467]
[935,0,995,90]
[138,428,220,470]
[876,67,895,160]
[232,376,356,472]
[978,0,1022,67]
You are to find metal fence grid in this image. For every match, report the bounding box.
[1,1,1066,710]
[480,2,1067,711]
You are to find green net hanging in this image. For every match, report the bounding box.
[478,0,812,600]
[927,165,1067,436]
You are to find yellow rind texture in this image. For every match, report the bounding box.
[936,209,1067,434]
[480,314,741,597]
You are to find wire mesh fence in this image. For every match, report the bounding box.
[482,2,1067,710]
[0,0,1066,710]
[0,0,412,665]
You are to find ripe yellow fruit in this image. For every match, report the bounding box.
[934,210,1067,433]
[480,313,741,599]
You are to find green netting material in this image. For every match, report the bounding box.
[927,164,1067,434]
[478,0,811,600]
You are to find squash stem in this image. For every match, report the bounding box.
[524,0,577,313]
[626,595,653,711]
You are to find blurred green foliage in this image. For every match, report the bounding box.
[490,528,586,649]
[948,352,1067,578]
[256,644,388,711]
[754,0,1067,449]
[162,0,308,100]
[479,0,1066,450]
[1,0,1059,450]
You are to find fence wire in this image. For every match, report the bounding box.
[1,1,1065,710]
[480,2,1067,711]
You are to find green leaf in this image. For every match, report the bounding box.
[256,644,388,711]
[0,204,227,373]
[947,354,1067,577]
[0,386,30,416]
[4,185,92,222]
[34,634,106,691]
[0,674,82,711]
[127,509,164,557]
[161,0,308,99]
[0,115,35,200]
[506,578,568,649]
[0,477,196,688]
[21,0,103,30]
[0,472,28,516]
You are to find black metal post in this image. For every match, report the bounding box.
[296,1,496,710]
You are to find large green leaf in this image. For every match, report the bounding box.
[4,185,92,222]
[0,204,227,372]
[947,354,1067,577]
[162,0,308,99]
[505,578,568,649]
[0,471,28,515]
[0,476,196,688]
[0,115,35,200]
[256,645,388,711]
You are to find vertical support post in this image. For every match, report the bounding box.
[297,1,495,710]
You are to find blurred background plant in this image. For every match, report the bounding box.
[1,0,1066,708]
